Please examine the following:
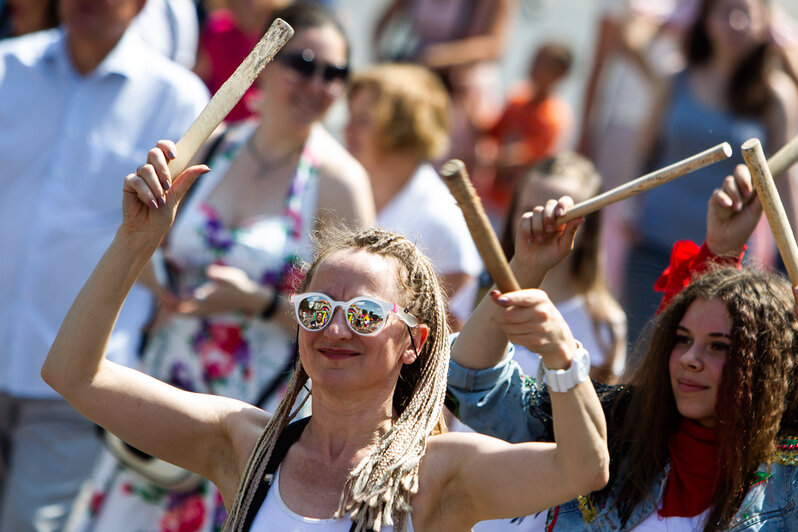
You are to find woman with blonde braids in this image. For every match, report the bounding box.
[42,140,609,531]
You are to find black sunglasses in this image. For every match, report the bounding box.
[276,48,349,84]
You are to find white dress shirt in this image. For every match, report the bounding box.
[0,27,209,397]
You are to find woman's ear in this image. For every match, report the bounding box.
[403,324,429,364]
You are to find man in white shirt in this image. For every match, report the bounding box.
[0,1,209,530]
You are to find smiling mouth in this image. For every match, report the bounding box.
[677,379,708,392]
[319,348,361,360]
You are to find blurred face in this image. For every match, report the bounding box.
[60,0,143,42]
[344,87,383,171]
[529,51,566,93]
[298,250,420,395]
[7,0,53,36]
[512,173,584,237]
[706,0,769,60]
[668,298,732,428]
[259,24,348,131]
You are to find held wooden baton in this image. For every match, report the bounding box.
[767,134,798,178]
[741,138,798,285]
[167,18,294,176]
[555,142,732,224]
[440,159,521,293]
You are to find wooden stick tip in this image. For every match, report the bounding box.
[720,142,732,158]
[270,18,294,38]
[440,159,466,178]
[741,138,762,152]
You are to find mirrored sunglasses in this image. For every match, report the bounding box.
[275,48,349,84]
[289,292,420,336]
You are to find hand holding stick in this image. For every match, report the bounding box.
[167,18,294,176]
[440,160,521,293]
[555,142,732,224]
[741,138,798,285]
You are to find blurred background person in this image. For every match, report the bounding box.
[576,0,685,296]
[622,0,798,351]
[372,0,516,173]
[130,0,201,69]
[194,0,293,122]
[64,4,374,531]
[476,41,574,228]
[344,63,481,330]
[0,0,209,530]
[0,0,58,38]
[499,153,626,385]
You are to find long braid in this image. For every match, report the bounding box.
[222,227,450,532]
[223,360,309,532]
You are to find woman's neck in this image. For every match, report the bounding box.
[365,152,422,213]
[253,123,309,163]
[304,390,395,461]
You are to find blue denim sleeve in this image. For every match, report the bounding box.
[447,334,553,444]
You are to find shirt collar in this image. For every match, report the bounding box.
[42,25,147,81]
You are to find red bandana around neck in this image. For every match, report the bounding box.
[659,418,721,518]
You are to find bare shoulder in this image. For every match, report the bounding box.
[768,69,798,115]
[312,126,376,227]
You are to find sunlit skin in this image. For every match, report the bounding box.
[257,24,348,135]
[668,297,732,428]
[297,249,427,403]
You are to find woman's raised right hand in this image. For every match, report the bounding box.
[121,140,209,241]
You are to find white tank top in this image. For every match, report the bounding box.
[250,466,414,531]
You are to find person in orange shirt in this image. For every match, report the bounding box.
[480,42,574,223]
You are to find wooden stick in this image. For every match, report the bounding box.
[440,159,521,293]
[742,138,798,285]
[556,142,732,224]
[167,18,293,176]
[767,134,798,178]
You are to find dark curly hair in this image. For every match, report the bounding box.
[613,266,798,530]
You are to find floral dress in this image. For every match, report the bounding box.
[66,122,319,532]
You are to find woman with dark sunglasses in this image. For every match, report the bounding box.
[43,140,609,531]
[62,4,375,531]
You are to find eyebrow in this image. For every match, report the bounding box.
[676,326,732,340]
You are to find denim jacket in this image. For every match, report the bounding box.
[447,352,798,531]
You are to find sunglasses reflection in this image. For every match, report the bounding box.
[296,296,384,335]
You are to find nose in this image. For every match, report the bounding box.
[680,343,704,371]
[323,306,352,339]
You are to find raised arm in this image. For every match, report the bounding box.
[451,196,583,370]
[41,142,268,506]
[426,289,608,529]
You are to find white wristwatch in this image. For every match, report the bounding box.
[537,343,591,393]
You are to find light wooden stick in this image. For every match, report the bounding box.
[440,159,521,293]
[742,138,798,285]
[768,134,798,178]
[556,142,732,224]
[167,18,293,176]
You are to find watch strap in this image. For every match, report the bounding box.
[537,343,590,393]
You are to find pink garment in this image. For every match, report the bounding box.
[199,9,260,122]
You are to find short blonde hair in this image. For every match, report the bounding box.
[348,63,451,160]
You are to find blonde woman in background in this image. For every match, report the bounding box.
[344,63,482,329]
